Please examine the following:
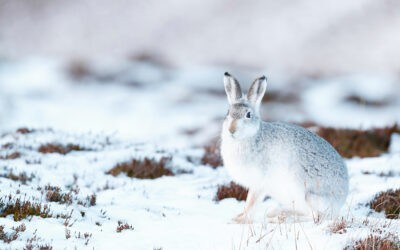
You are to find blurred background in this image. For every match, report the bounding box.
[1,0,400,147]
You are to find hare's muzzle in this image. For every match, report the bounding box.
[229,121,237,134]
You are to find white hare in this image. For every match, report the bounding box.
[220,72,349,223]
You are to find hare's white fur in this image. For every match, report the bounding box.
[220,73,349,223]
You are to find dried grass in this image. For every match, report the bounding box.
[44,185,96,207]
[201,139,223,168]
[0,197,51,221]
[345,234,400,250]
[215,182,248,201]
[45,185,73,205]
[16,128,32,134]
[0,171,34,184]
[77,194,97,207]
[345,95,388,107]
[0,152,21,160]
[370,189,400,219]
[316,125,400,158]
[107,157,173,179]
[38,143,84,155]
[66,60,91,81]
[329,218,347,234]
[116,221,134,233]
[261,91,298,103]
[0,225,17,243]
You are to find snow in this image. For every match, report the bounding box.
[302,74,400,128]
[0,59,400,249]
[0,59,228,148]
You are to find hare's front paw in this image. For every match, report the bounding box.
[232,212,252,224]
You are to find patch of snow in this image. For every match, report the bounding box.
[302,75,400,128]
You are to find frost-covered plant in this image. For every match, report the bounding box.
[370,189,400,219]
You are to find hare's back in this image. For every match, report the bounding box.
[263,122,336,154]
[261,122,346,172]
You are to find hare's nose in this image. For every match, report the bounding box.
[229,121,237,134]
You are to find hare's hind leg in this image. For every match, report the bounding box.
[233,189,260,224]
[306,192,341,221]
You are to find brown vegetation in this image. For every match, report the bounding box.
[116,221,134,233]
[16,127,33,134]
[25,243,53,250]
[201,139,223,168]
[316,125,400,158]
[107,157,173,179]
[362,171,398,178]
[345,234,400,250]
[345,95,388,107]
[329,218,347,234]
[77,194,97,207]
[0,152,21,160]
[0,225,16,243]
[370,189,400,219]
[262,91,298,103]
[0,197,51,221]
[88,194,97,207]
[45,185,73,205]
[38,143,84,155]
[0,171,34,184]
[66,60,91,81]
[215,182,248,201]
[0,223,26,244]
[45,185,96,207]
[74,231,92,246]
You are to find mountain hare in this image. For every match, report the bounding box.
[220,72,349,223]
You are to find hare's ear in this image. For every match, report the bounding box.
[224,72,243,104]
[247,76,267,111]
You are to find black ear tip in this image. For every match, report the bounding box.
[224,72,231,76]
[259,75,266,80]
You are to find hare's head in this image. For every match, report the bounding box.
[223,72,267,140]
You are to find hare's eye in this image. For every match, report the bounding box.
[246,111,251,119]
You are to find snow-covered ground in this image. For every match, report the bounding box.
[0,59,400,249]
